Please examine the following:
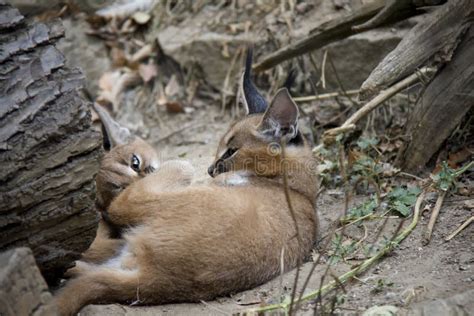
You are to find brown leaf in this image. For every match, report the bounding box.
[165,101,185,113]
[98,70,141,111]
[110,47,127,67]
[447,147,473,168]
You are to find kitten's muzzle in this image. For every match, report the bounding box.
[208,160,228,177]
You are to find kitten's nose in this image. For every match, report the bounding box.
[208,164,216,177]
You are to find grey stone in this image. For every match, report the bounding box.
[311,29,405,91]
[402,288,474,316]
[57,17,111,97]
[0,248,57,316]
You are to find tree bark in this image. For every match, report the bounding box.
[252,0,421,73]
[359,0,474,100]
[396,25,474,173]
[0,2,101,283]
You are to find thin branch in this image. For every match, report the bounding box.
[323,67,434,139]
[445,216,474,241]
[247,191,426,314]
[422,190,447,245]
[252,1,386,72]
[294,90,359,102]
[154,123,205,144]
[280,141,302,315]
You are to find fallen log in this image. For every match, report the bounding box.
[352,0,446,32]
[395,25,474,173]
[0,3,101,283]
[359,0,474,100]
[253,0,421,73]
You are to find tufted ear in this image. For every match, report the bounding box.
[257,88,299,140]
[239,47,268,115]
[93,103,132,150]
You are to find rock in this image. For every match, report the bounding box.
[157,24,252,90]
[401,288,474,316]
[0,248,57,316]
[363,305,399,316]
[310,28,405,91]
[57,16,111,97]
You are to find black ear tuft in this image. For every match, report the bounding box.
[93,103,133,149]
[101,123,112,151]
[283,68,296,94]
[240,47,268,115]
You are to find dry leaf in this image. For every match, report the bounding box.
[98,71,121,93]
[381,163,400,177]
[463,199,474,209]
[165,75,181,97]
[98,70,141,111]
[166,101,184,113]
[138,63,158,83]
[110,47,127,67]
[132,11,151,24]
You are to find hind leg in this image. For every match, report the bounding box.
[81,220,125,264]
[54,268,141,316]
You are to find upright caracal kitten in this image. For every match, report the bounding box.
[54,49,319,315]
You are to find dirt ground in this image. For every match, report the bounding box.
[79,103,474,316]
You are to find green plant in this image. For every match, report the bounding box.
[431,160,474,192]
[350,137,383,201]
[370,279,394,294]
[345,196,378,221]
[329,233,357,264]
[246,191,425,315]
[386,186,421,217]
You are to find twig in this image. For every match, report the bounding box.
[247,191,426,314]
[422,190,447,245]
[445,216,474,241]
[321,50,328,90]
[323,67,433,139]
[280,141,302,316]
[221,46,242,115]
[154,123,205,144]
[352,0,415,32]
[397,171,424,181]
[252,1,386,72]
[279,246,285,303]
[294,90,360,102]
[327,52,359,108]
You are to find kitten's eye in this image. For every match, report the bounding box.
[131,154,141,172]
[222,148,238,160]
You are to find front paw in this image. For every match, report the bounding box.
[64,261,93,278]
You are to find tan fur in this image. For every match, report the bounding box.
[54,103,319,316]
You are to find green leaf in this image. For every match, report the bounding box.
[391,200,411,217]
[356,137,379,150]
[387,186,421,217]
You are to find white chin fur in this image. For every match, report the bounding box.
[224,172,249,186]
